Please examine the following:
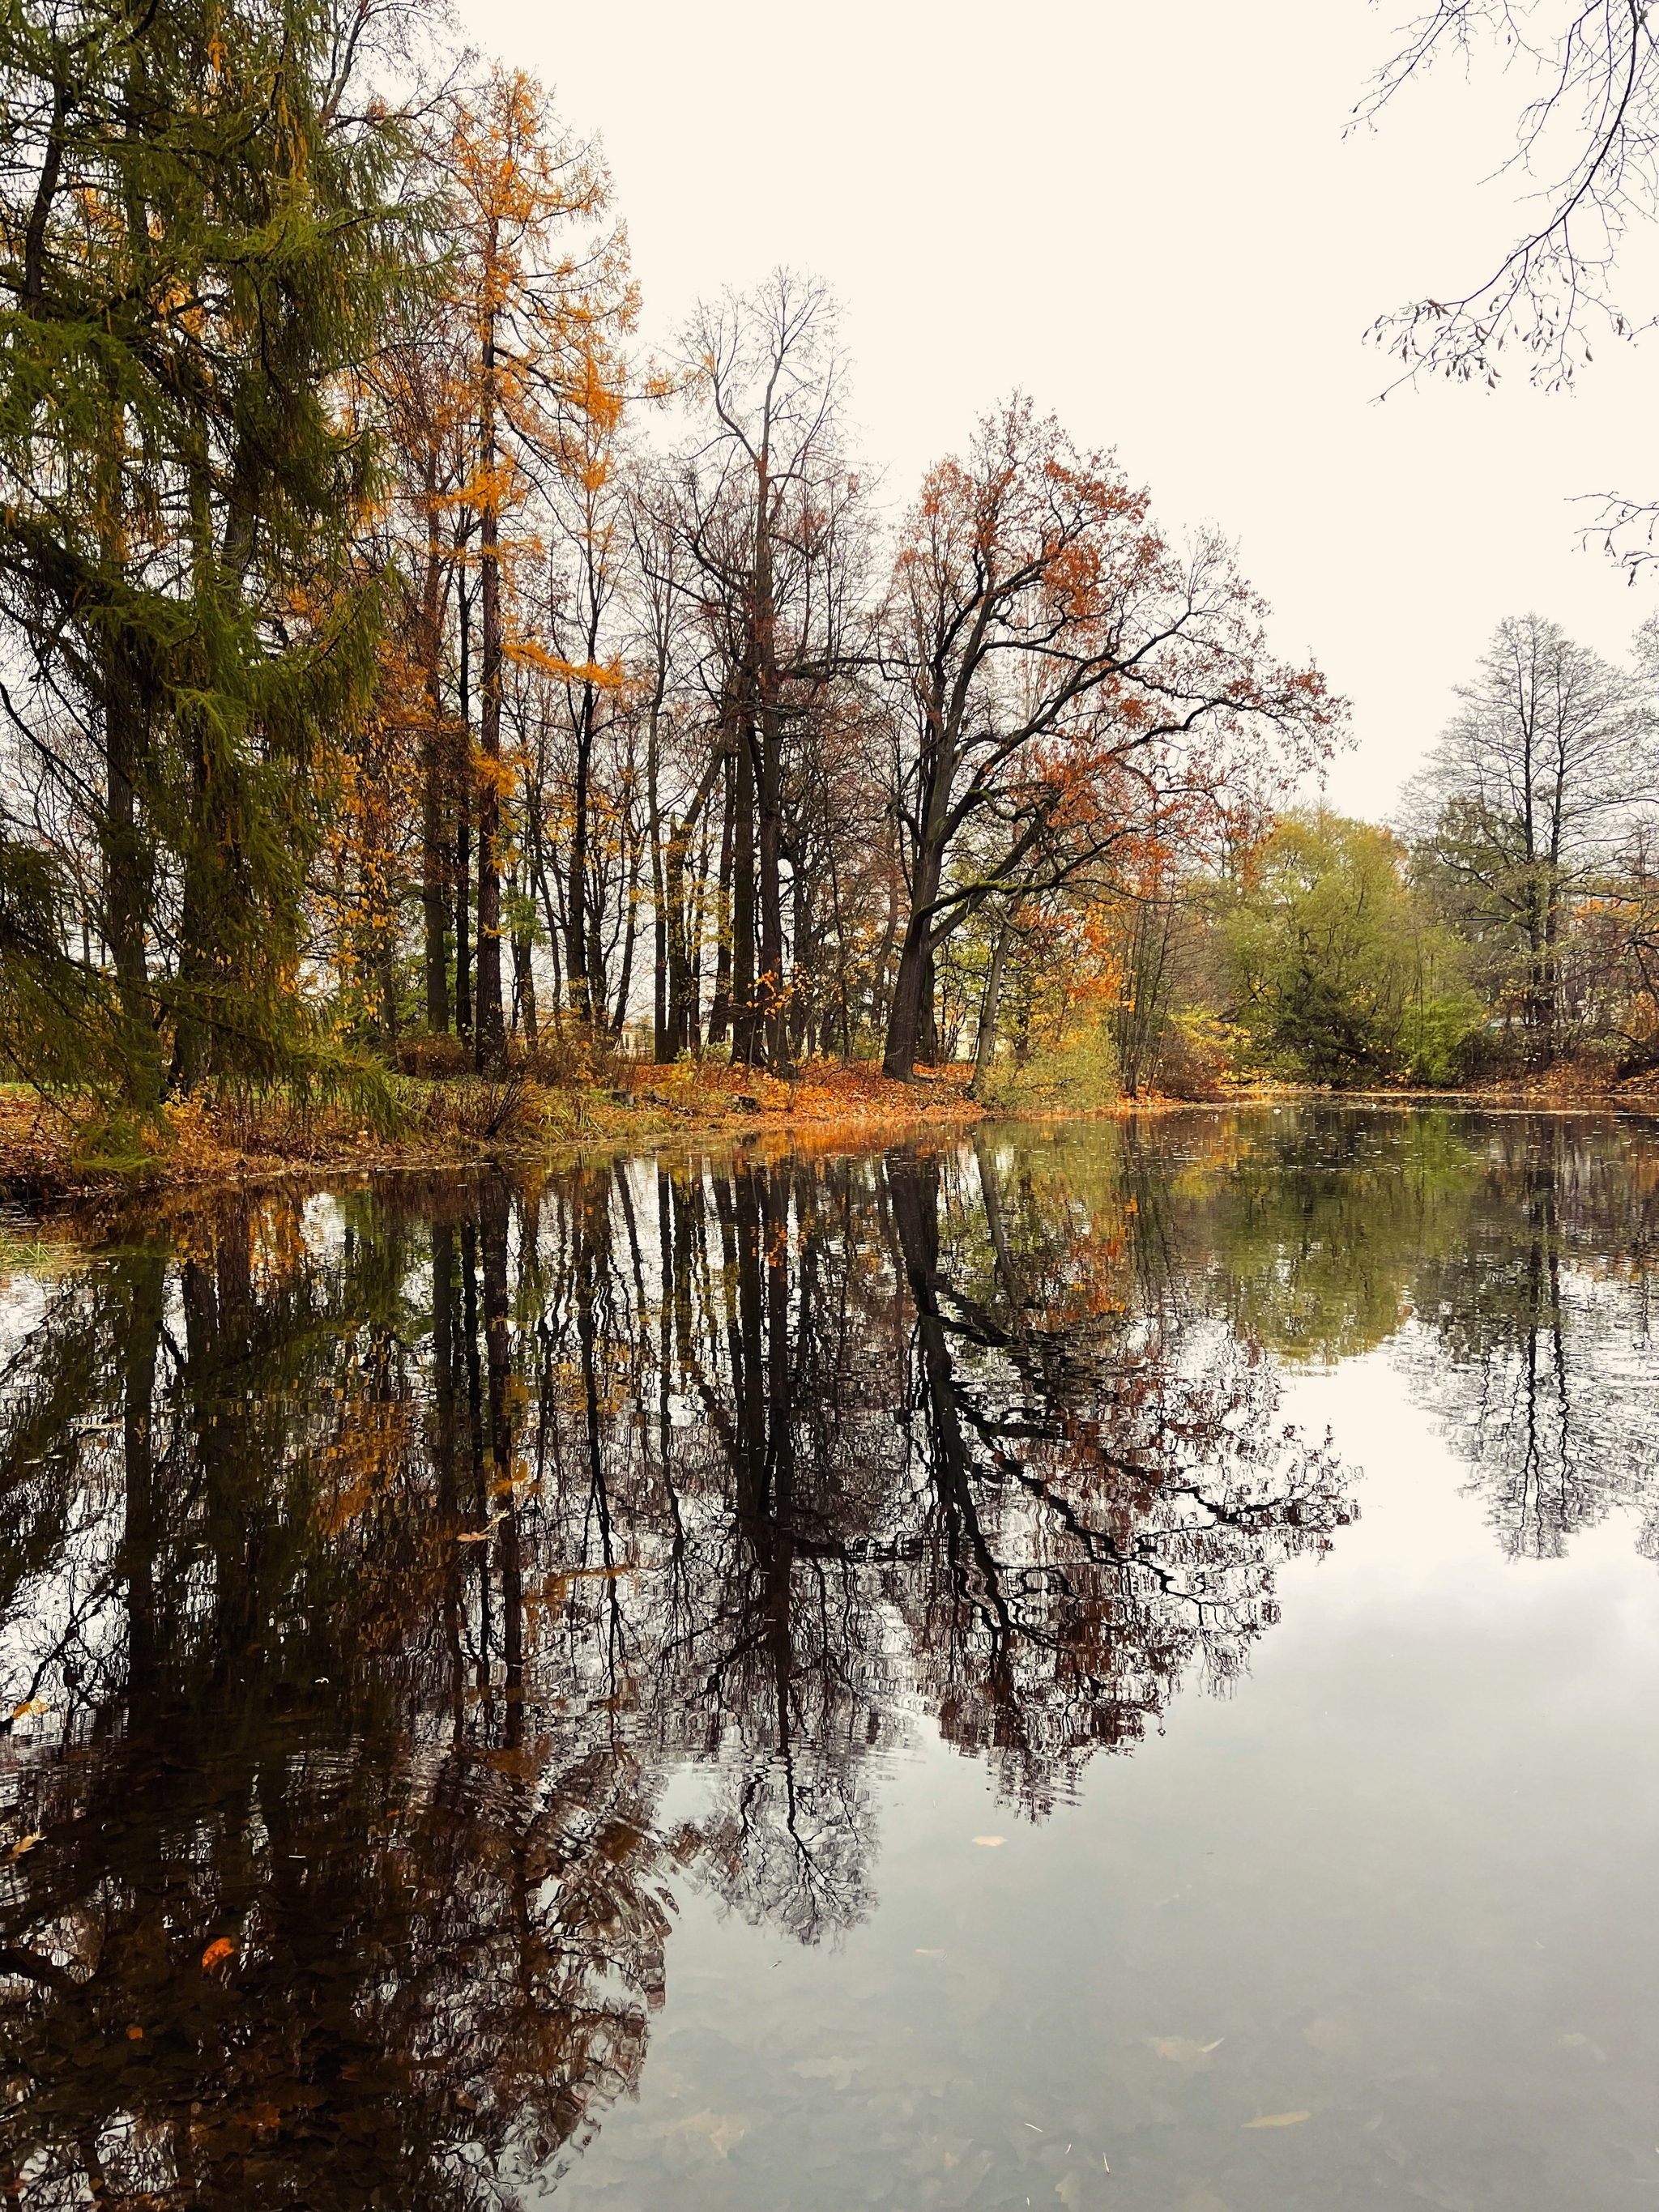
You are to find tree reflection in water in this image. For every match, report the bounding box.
[4,1110,1658,2201]
[1401,1115,1659,1561]
[1137,1106,1659,1565]
[0,1136,1350,2207]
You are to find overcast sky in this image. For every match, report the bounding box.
[461,0,1659,818]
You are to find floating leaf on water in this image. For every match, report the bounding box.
[972,1835,1005,1848]
[4,1832,42,1863]
[457,1511,510,1544]
[9,1699,49,1722]
[201,1937,236,1971]
[1150,2035,1224,2061]
[1243,2110,1311,2129]
[676,2109,747,2159]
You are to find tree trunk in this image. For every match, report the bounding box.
[970,906,1014,1098]
[455,583,473,1041]
[665,816,692,1058]
[731,730,758,1063]
[102,667,161,1107]
[688,814,709,1054]
[882,836,945,1080]
[613,825,641,1038]
[474,313,506,1076]
[566,680,595,1025]
[648,693,667,1060]
[708,751,736,1046]
[420,488,449,1033]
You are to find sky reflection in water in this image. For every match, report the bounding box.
[1,1106,1657,2210]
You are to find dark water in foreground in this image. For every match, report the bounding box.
[2,1107,1658,2210]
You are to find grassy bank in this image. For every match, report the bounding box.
[11,1051,1653,1211]
[0,1057,996,1202]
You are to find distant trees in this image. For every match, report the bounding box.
[1223,813,1477,1085]
[1405,614,1657,1070]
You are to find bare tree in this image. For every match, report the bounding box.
[1405,612,1653,1060]
[1358,2,1659,564]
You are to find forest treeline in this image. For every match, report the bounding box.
[2,0,1657,1136]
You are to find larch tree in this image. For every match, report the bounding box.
[442,66,633,1070]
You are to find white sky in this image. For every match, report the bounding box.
[461,0,1659,819]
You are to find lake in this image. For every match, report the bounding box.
[2,1106,1657,2210]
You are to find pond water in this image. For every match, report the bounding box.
[2,1106,1658,2210]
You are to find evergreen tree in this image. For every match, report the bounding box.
[0,0,425,1104]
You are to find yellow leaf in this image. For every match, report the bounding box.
[1243,2111,1311,2129]
[972,1835,1005,1848]
[201,1937,236,1971]
[4,1832,42,1863]
[1150,2035,1225,2061]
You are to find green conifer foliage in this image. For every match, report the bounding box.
[0,0,420,1104]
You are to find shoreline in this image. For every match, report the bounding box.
[4,1066,1658,1222]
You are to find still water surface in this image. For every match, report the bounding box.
[2,1107,1657,2209]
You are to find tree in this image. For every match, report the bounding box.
[668,273,869,1067]
[0,0,422,1105]
[1360,0,1659,390]
[1359,2,1659,562]
[877,399,1338,1081]
[1224,812,1477,1084]
[1405,613,1651,1064]
[441,68,633,1068]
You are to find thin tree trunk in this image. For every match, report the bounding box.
[731,726,758,1064]
[455,581,473,1041]
[566,681,595,1025]
[648,696,667,1059]
[970,906,1014,1098]
[420,487,450,1033]
[709,745,736,1047]
[474,309,506,1075]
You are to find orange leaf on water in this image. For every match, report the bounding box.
[201,1937,236,1971]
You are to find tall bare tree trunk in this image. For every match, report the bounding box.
[420,489,449,1034]
[474,309,507,1075]
[455,580,473,1041]
[731,727,758,1064]
[565,680,595,1025]
[970,906,1014,1098]
[709,745,736,1048]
